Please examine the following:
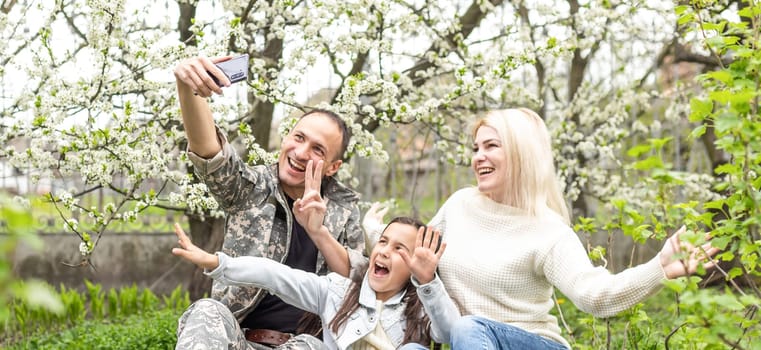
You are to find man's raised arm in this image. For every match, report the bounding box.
[173,56,232,158]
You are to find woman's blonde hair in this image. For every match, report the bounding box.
[472,108,570,224]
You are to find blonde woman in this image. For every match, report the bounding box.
[428,108,718,349]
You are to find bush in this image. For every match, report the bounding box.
[5,308,181,350]
[0,195,63,328]
[1,282,189,348]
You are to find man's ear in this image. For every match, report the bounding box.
[324,159,342,177]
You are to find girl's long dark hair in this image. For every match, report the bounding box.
[296,312,323,339]
[327,216,432,346]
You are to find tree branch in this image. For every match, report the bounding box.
[358,0,505,133]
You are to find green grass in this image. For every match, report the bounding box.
[5,286,758,349]
[5,309,181,350]
[1,282,190,349]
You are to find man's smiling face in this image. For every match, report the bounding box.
[278,112,343,199]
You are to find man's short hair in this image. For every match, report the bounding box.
[300,109,351,161]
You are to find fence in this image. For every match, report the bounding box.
[10,231,195,296]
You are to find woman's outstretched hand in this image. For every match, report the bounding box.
[363,202,389,234]
[659,226,720,279]
[171,223,219,270]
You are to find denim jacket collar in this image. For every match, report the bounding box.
[358,272,406,309]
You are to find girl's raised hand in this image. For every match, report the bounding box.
[400,226,447,284]
[171,223,219,270]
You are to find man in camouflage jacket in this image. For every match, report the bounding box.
[189,130,366,314]
[173,56,366,350]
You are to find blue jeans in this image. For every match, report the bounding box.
[450,316,568,350]
[399,343,430,350]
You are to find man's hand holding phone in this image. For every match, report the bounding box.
[173,54,249,98]
[208,54,248,87]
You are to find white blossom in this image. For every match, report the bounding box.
[1,0,714,268]
[79,242,91,256]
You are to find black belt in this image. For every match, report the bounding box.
[244,328,292,346]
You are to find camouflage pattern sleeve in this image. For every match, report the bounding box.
[188,129,273,213]
[343,202,369,281]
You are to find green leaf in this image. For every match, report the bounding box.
[706,36,727,49]
[709,90,733,104]
[588,246,607,262]
[649,137,672,150]
[738,6,755,19]
[652,170,685,185]
[676,6,694,25]
[662,279,686,293]
[727,267,744,280]
[16,280,63,314]
[689,98,713,122]
[689,124,706,139]
[715,163,739,175]
[611,199,626,211]
[701,21,726,33]
[708,235,732,250]
[632,156,664,170]
[627,143,652,157]
[712,293,744,311]
[722,36,740,46]
[714,112,741,133]
[32,115,47,127]
[704,70,732,85]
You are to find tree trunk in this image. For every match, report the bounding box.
[175,0,225,300]
[177,2,197,47]
[243,1,282,156]
[566,0,597,219]
[186,215,226,300]
[248,93,276,155]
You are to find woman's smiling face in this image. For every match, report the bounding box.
[472,125,507,203]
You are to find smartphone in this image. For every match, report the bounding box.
[208,54,248,87]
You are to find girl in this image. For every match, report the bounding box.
[172,217,459,350]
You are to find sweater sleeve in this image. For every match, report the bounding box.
[541,229,667,318]
[206,252,336,314]
[362,221,385,256]
[428,196,450,233]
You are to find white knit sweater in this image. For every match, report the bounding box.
[430,187,666,348]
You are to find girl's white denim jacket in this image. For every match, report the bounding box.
[207,252,460,349]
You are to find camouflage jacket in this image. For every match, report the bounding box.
[188,131,366,321]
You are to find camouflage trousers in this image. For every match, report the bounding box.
[176,298,328,350]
